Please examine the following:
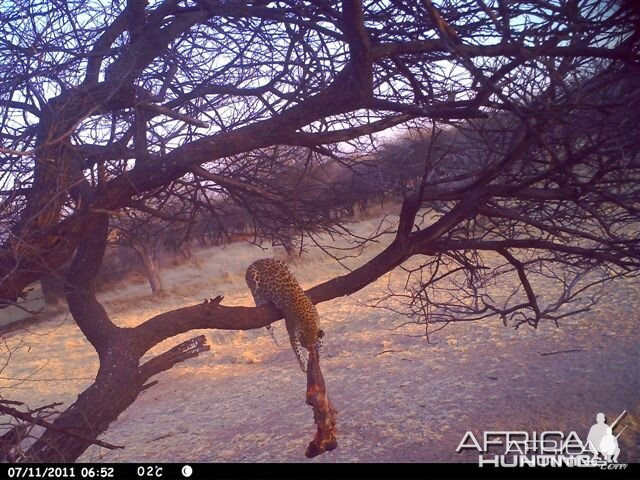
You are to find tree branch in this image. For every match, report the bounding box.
[141,103,208,128]
[139,335,210,381]
[65,213,119,359]
[191,166,284,202]
[425,239,639,268]
[497,248,541,324]
[372,39,632,61]
[0,404,124,451]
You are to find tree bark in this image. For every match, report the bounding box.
[16,363,140,462]
[22,215,206,462]
[24,214,141,461]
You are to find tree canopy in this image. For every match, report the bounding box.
[0,0,639,462]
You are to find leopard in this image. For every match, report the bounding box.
[245,258,323,373]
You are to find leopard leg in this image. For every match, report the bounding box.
[316,329,324,356]
[265,324,280,347]
[250,291,280,347]
[289,331,307,373]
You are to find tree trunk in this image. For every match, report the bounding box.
[41,271,66,310]
[133,241,165,296]
[22,214,208,462]
[179,242,192,260]
[24,356,142,461]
